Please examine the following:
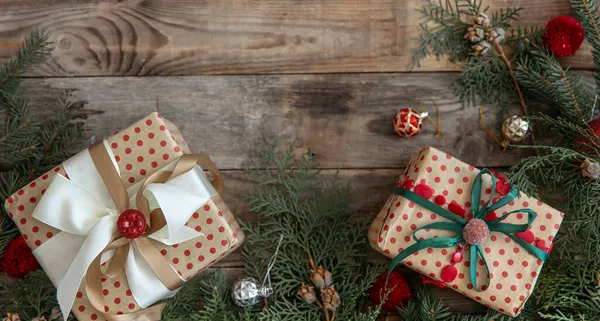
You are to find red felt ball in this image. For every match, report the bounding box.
[117,209,147,239]
[1,235,41,279]
[369,270,411,312]
[543,16,584,57]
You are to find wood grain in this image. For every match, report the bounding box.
[20,73,543,169]
[0,0,588,76]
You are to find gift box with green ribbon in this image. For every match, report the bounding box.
[368,147,563,317]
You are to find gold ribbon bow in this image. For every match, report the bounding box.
[82,143,224,321]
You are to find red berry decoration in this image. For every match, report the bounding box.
[369,270,411,312]
[1,235,40,279]
[543,16,584,57]
[117,209,147,239]
[393,108,428,137]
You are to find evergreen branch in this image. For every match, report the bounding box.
[0,30,51,95]
[570,0,600,96]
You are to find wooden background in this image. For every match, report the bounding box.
[0,0,586,319]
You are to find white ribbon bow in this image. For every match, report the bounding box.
[30,140,215,320]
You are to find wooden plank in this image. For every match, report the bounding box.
[20,73,543,169]
[0,0,588,76]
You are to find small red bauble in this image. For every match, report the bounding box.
[543,16,584,57]
[393,108,428,137]
[117,209,147,239]
[1,235,41,278]
[574,118,600,152]
[369,270,411,312]
[440,264,458,283]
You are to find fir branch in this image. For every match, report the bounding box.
[0,30,51,97]
[491,7,523,29]
[0,270,62,320]
[570,0,600,97]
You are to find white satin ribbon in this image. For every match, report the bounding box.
[31,139,216,320]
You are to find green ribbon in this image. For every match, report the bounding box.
[387,168,549,291]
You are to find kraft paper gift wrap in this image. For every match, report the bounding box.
[368,147,563,317]
[4,113,245,321]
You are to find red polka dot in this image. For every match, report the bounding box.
[484,247,491,254]
[221,239,228,246]
[18,205,25,212]
[195,226,202,232]
[174,146,181,153]
[390,237,396,244]
[128,303,135,310]
[163,154,169,160]
[125,148,132,154]
[496,283,502,290]
[128,177,135,183]
[491,235,497,242]
[126,289,132,296]
[115,156,120,162]
[103,289,109,296]
[117,312,123,315]
[134,127,141,134]
[454,166,461,172]
[137,140,143,146]
[204,204,211,211]
[76,291,83,298]
[421,260,427,266]
[490,295,496,301]
[195,242,202,248]
[29,197,36,203]
[207,234,214,241]
[531,271,538,277]
[160,140,167,147]
[540,225,547,231]
[20,218,26,224]
[114,298,121,304]
[410,224,417,230]
[526,283,532,289]
[91,314,98,320]
[123,135,130,141]
[148,133,155,139]
[448,178,454,184]
[79,306,85,312]
[499,249,505,255]
[516,273,523,279]
[522,261,529,267]
[151,161,158,168]
[46,232,53,238]
[206,218,213,224]
[126,164,133,170]
[404,236,411,242]
[457,188,463,195]
[406,261,413,266]
[416,212,423,218]
[149,148,155,155]
[441,165,447,171]
[140,169,147,175]
[513,247,520,254]
[508,259,514,265]
[114,281,121,288]
[32,226,39,233]
[160,249,167,256]
[184,250,191,256]
[427,248,433,254]
[504,297,511,303]
[519,295,525,301]
[159,125,167,131]
[187,263,193,270]
[104,306,109,312]
[198,255,205,262]
[137,156,144,162]
[54,167,60,172]
[146,120,153,126]
[493,261,499,267]
[173,257,179,264]
[402,214,409,220]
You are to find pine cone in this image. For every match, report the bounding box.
[472,41,492,55]
[465,26,485,43]
[2,314,20,321]
[297,283,318,304]
[310,266,333,289]
[486,27,505,44]
[474,12,490,27]
[582,159,600,178]
[321,285,341,311]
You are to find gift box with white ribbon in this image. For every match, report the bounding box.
[5,113,245,321]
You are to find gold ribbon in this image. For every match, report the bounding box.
[82,143,224,321]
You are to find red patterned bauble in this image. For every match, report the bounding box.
[117,209,147,239]
[543,16,584,57]
[1,235,40,279]
[393,108,428,137]
[573,118,600,151]
[369,270,411,312]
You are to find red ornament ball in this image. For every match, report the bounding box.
[393,108,427,137]
[1,235,41,279]
[573,118,600,151]
[543,15,584,57]
[369,270,411,312]
[117,209,147,239]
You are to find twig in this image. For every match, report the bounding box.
[330,311,336,321]
[306,243,316,270]
[493,39,539,154]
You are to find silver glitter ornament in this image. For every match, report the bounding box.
[500,115,530,148]
[232,277,261,307]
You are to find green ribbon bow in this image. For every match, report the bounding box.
[387,168,549,291]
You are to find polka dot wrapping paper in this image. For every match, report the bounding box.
[4,113,245,321]
[368,147,563,317]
